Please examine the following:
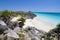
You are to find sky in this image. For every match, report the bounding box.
[0,0,60,12]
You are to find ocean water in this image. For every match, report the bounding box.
[33,12,60,25]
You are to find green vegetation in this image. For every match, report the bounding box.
[18,17,26,22]
[0,10,36,19]
[19,32,25,40]
[24,29,29,32]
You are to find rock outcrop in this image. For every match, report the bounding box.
[0,10,46,40]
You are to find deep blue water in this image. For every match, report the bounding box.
[33,12,60,17]
[33,12,60,25]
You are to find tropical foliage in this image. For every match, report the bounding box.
[19,32,25,40]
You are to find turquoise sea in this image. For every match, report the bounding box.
[33,12,60,26]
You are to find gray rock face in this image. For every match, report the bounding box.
[25,12,36,19]
[0,24,8,34]
[0,13,46,40]
[6,20,15,30]
[25,27,46,40]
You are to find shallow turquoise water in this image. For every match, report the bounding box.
[33,12,60,25]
